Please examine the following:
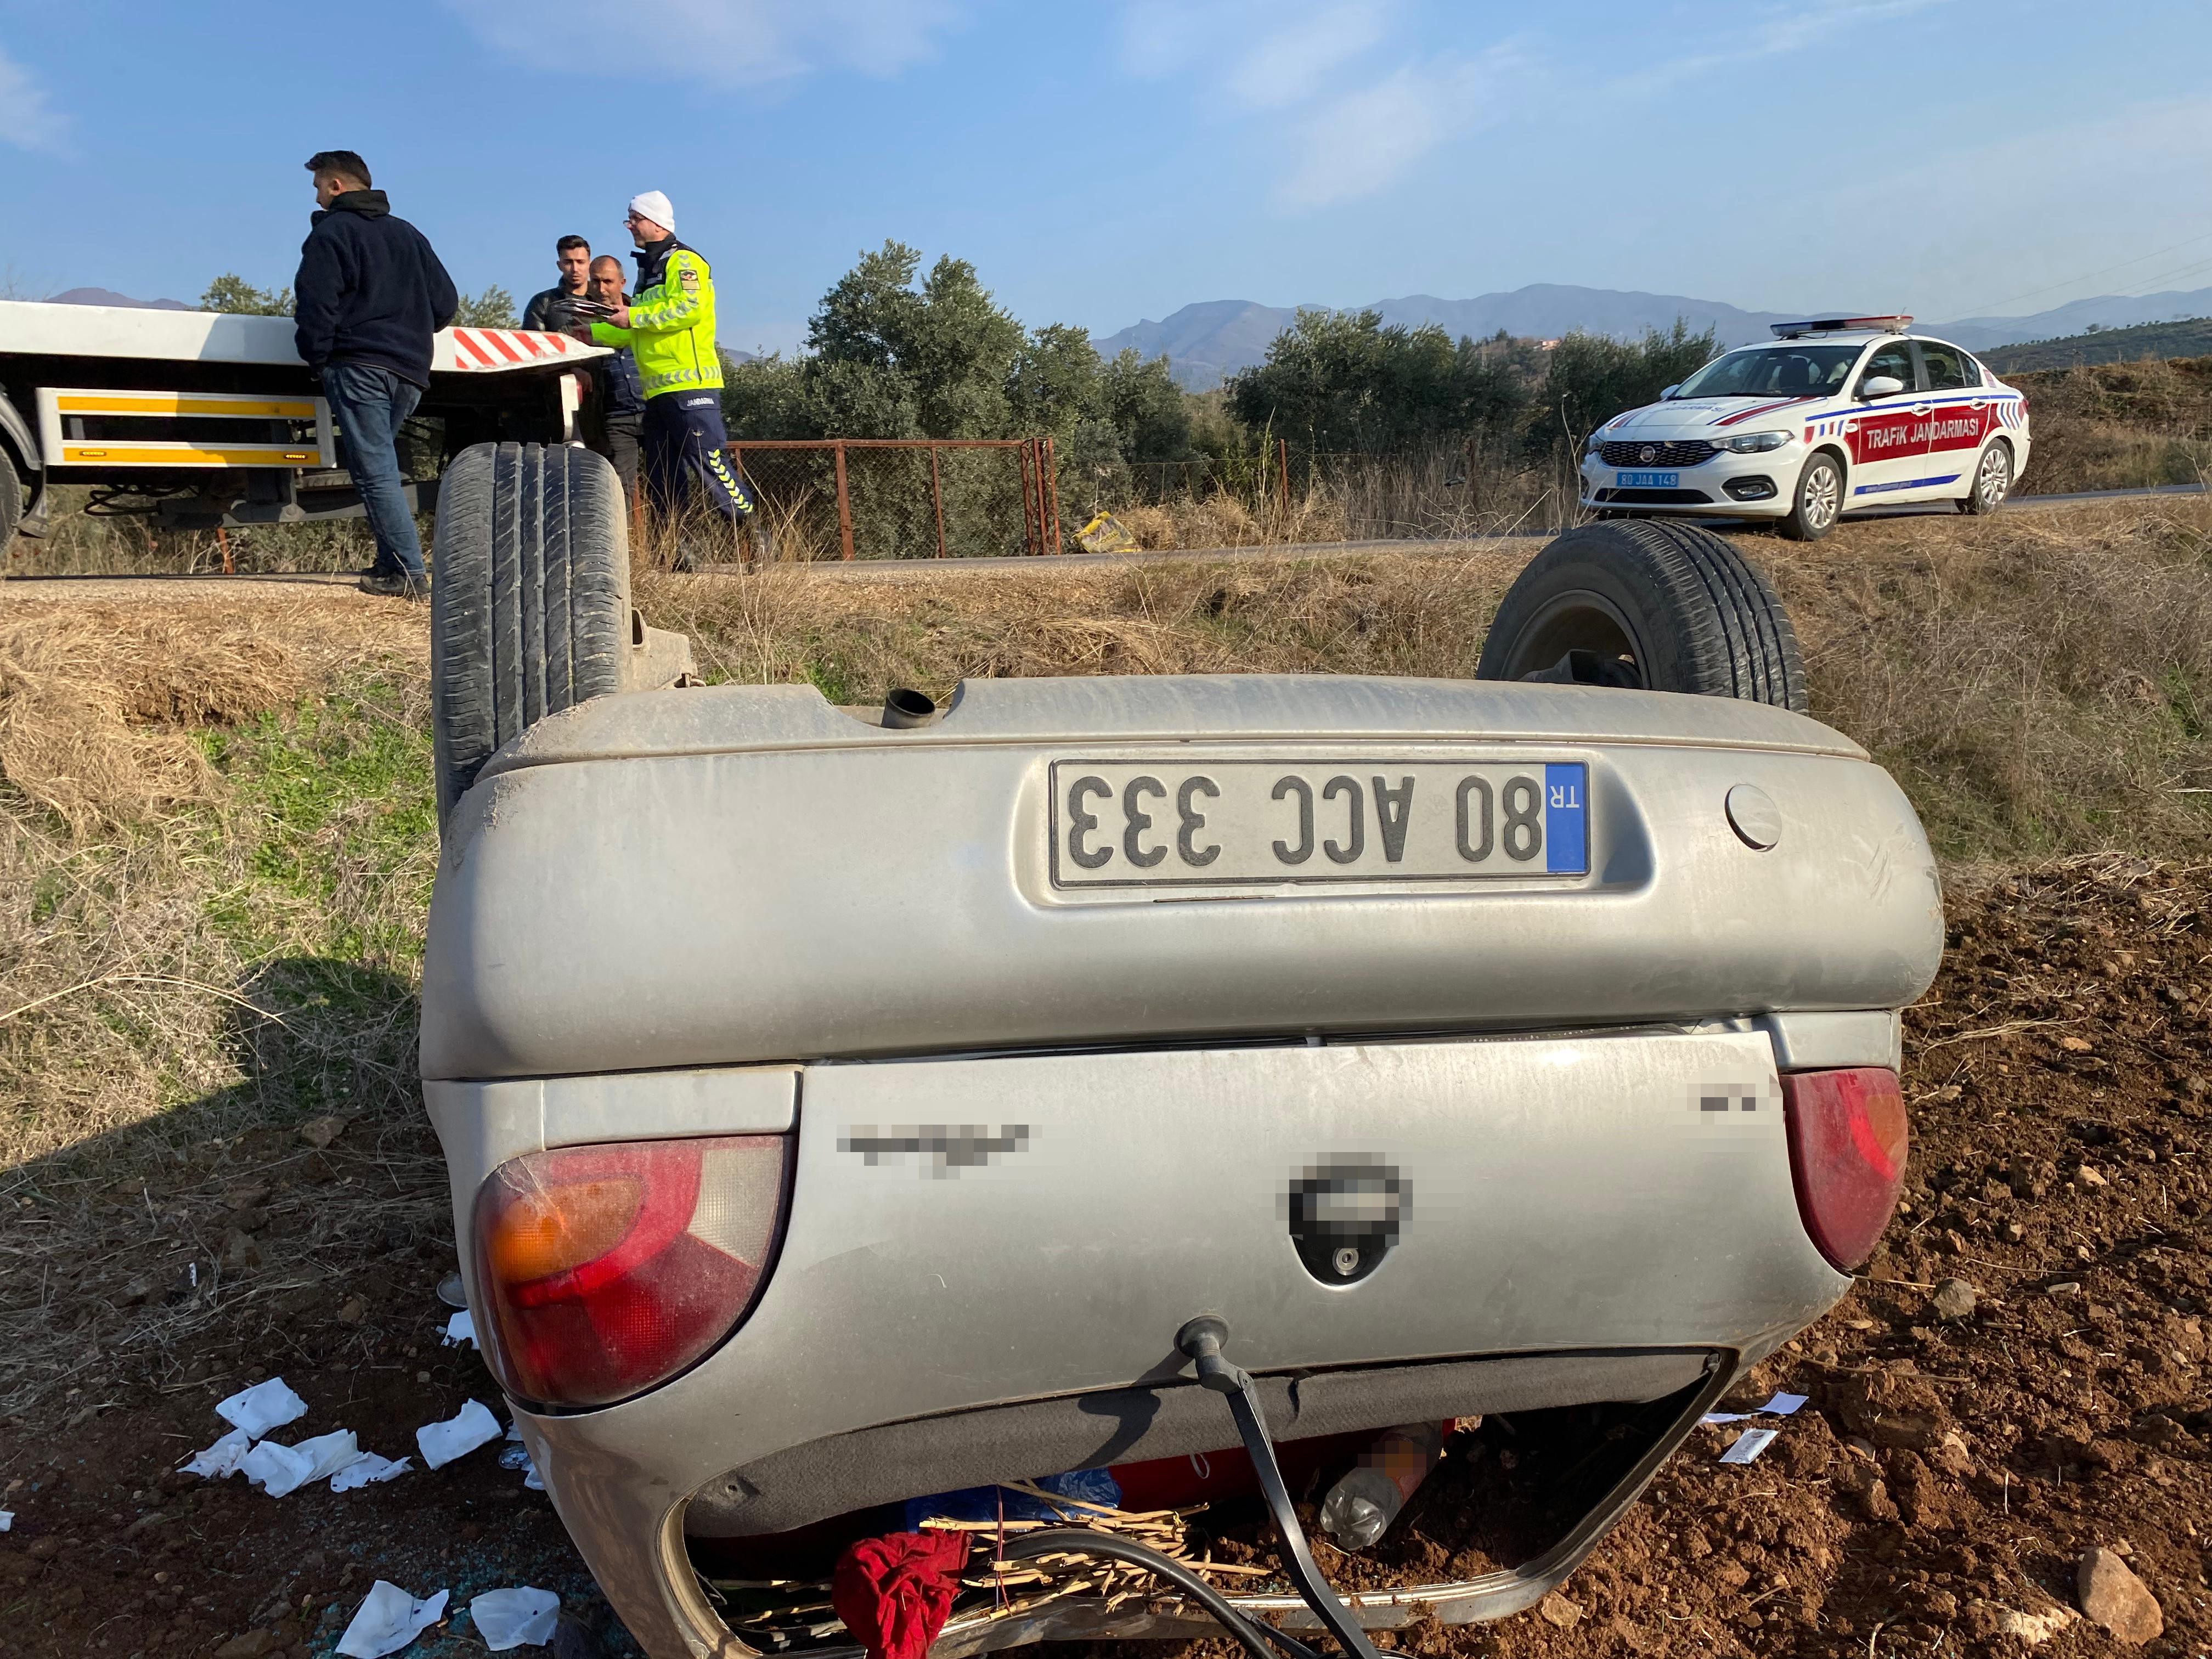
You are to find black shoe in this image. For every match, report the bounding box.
[359,570,429,599]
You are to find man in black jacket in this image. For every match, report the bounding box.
[294,150,457,597]
[522,235,592,334]
[582,255,644,507]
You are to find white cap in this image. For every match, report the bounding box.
[628,190,675,234]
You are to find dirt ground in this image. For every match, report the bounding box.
[3,856,2207,1658]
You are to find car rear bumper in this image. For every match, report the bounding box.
[434,1021,1865,1657]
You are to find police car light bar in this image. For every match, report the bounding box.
[1770,315,1912,338]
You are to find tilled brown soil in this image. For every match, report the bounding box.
[5,857,2210,1657]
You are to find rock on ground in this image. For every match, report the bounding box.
[2078,1546,2164,1643]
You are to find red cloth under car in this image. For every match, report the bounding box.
[832,1528,974,1659]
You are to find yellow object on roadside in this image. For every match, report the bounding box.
[1076,512,1141,555]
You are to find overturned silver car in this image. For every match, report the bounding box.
[421,444,1939,1658]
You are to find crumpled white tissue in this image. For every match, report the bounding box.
[416,1398,501,1470]
[441,1309,476,1347]
[215,1376,308,1438]
[470,1585,560,1650]
[331,1452,413,1492]
[182,1426,255,1478]
[242,1429,362,1498]
[336,1581,449,1659]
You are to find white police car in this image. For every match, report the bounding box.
[1579,315,2032,540]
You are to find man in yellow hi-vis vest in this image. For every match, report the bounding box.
[589,190,763,569]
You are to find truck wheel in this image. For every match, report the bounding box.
[1475,517,1808,710]
[1776,452,1844,541]
[1961,441,2012,516]
[0,449,21,556]
[431,442,630,827]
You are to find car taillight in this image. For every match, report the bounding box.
[473,1136,789,1409]
[1781,1067,1908,1272]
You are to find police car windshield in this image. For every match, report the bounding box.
[1674,345,1863,399]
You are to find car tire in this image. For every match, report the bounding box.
[1475,517,1808,710]
[1961,440,2012,516]
[431,441,630,827]
[1776,451,1844,541]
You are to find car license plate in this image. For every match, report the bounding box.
[1616,470,1679,488]
[1048,760,1589,889]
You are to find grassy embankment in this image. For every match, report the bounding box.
[2,499,2210,1408]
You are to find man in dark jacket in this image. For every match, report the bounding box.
[522,235,592,333]
[294,150,457,597]
[583,255,644,507]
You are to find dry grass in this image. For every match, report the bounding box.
[0,606,304,833]
[0,594,435,1407]
[7,486,386,577]
[2008,356,2212,494]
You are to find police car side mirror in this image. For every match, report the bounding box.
[1859,375,1905,399]
[1658,384,1681,400]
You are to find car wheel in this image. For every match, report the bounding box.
[1776,452,1844,542]
[1475,517,1808,710]
[1961,441,2012,516]
[431,442,631,827]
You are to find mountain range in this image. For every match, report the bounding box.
[1093,283,2212,388]
[44,286,193,311]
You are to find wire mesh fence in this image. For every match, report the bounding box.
[728,438,1061,561]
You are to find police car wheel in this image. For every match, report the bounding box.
[1475,517,1808,710]
[1962,441,2012,516]
[430,441,631,828]
[1777,453,1844,542]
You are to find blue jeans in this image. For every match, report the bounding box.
[322,360,426,578]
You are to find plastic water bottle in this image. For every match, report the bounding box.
[1319,1421,1449,1550]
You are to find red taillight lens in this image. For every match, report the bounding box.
[473,1136,789,1409]
[1781,1067,1908,1272]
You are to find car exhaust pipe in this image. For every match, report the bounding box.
[881,687,937,729]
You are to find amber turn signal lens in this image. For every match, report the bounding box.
[486,1177,641,1284]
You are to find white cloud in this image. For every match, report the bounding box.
[1277,48,1520,210]
[444,0,965,86]
[0,44,70,154]
[1617,0,1953,97]
[1120,0,1389,108]
[1121,0,1962,213]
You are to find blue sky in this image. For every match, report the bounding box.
[3,0,2210,353]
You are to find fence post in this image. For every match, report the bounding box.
[1019,441,1039,556]
[833,441,855,561]
[1278,437,1290,515]
[930,444,946,558]
[1043,436,1060,554]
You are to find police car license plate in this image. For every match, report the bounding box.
[1616,470,1679,488]
[1047,759,1589,889]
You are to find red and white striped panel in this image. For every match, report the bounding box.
[433,326,604,374]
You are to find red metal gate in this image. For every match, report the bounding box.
[724,437,1060,560]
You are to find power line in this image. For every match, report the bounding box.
[1960,227,2212,318]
